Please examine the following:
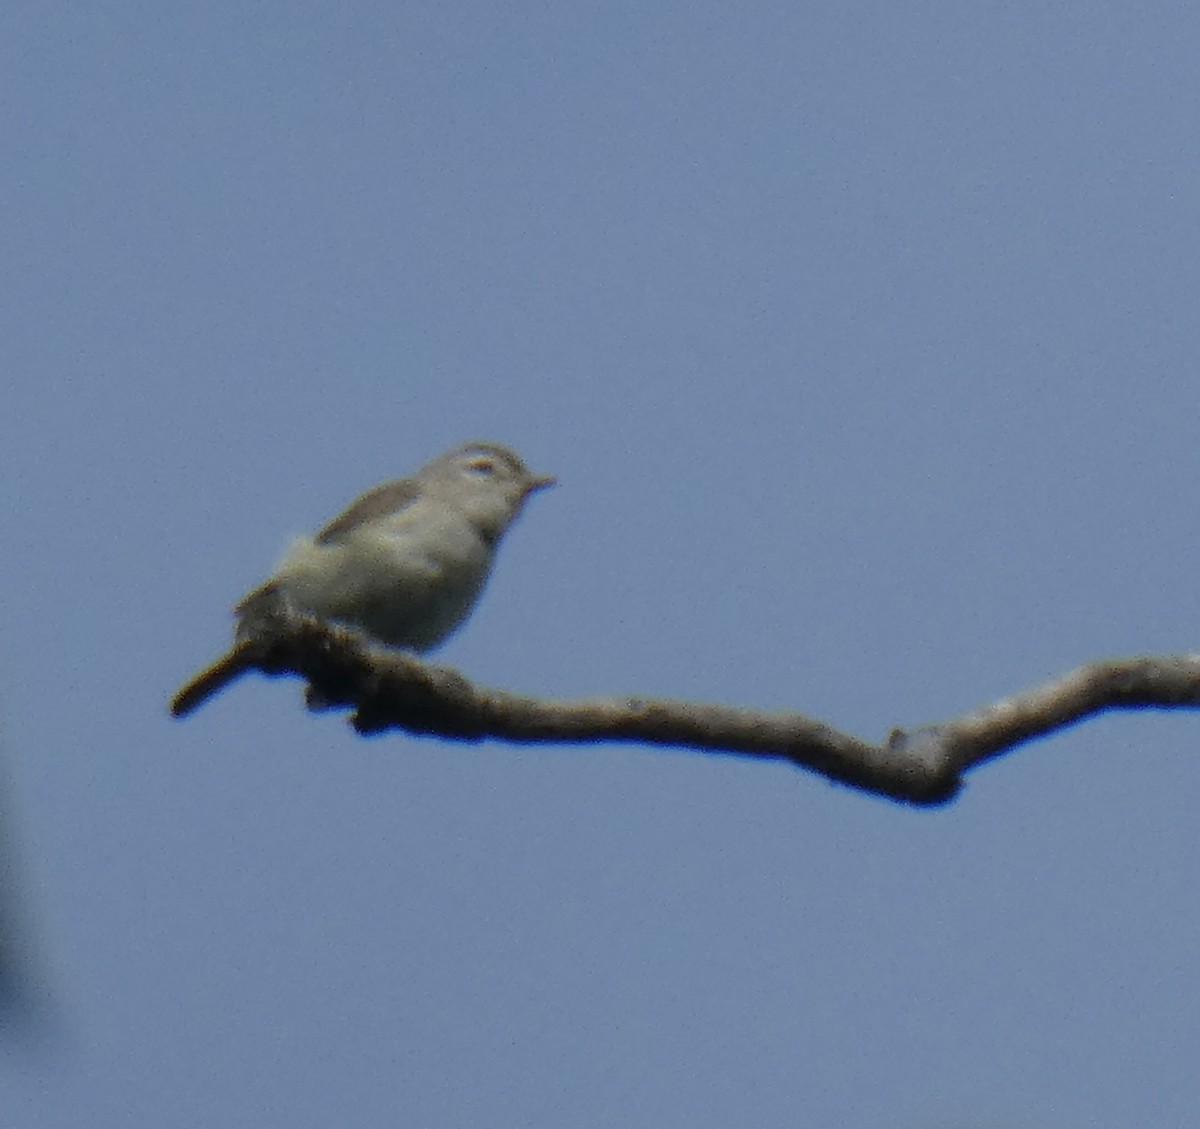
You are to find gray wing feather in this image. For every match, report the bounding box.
[315,480,421,544]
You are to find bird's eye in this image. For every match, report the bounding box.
[464,457,498,477]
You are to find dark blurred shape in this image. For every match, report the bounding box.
[0,727,61,1048]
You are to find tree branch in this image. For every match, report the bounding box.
[193,615,1200,807]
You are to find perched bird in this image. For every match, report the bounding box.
[170,441,555,717]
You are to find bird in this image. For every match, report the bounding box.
[170,440,555,717]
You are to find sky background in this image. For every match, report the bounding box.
[2,2,1199,1126]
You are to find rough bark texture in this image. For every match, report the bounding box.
[174,613,1200,807]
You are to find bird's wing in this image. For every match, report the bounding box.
[314,479,421,544]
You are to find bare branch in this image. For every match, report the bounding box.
[183,615,1200,807]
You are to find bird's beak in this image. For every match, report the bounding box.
[525,473,557,496]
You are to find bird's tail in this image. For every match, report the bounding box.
[170,642,258,718]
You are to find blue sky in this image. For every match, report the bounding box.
[3,2,1199,1125]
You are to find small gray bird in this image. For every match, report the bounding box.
[171,440,555,717]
